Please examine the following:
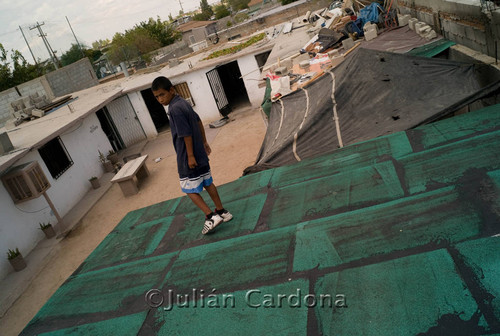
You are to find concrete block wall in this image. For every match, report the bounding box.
[156,40,191,57]
[0,88,20,127]
[396,0,495,58]
[0,77,53,128]
[149,41,193,66]
[45,58,98,98]
[17,76,53,100]
[0,58,98,127]
[215,0,330,43]
[396,0,483,17]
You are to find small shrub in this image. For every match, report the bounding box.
[7,248,21,260]
[98,150,106,163]
[203,33,266,60]
[39,222,51,230]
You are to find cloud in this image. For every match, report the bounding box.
[0,0,219,63]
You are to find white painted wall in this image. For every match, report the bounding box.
[0,112,113,280]
[168,56,264,123]
[171,70,222,123]
[52,113,113,217]
[127,91,158,138]
[238,54,266,107]
[0,150,56,280]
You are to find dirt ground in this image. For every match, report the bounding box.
[0,105,267,336]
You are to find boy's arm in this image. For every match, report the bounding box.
[183,120,209,169]
[198,120,211,155]
[184,136,197,169]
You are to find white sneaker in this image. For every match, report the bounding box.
[202,213,223,234]
[216,209,233,222]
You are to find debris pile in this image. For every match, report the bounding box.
[263,0,437,101]
[4,94,74,129]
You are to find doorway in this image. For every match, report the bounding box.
[141,89,170,133]
[96,107,124,152]
[106,96,147,147]
[206,60,250,117]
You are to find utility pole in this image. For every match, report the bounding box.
[29,21,59,69]
[179,0,184,13]
[66,16,85,58]
[19,25,38,65]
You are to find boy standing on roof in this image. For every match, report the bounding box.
[152,76,233,234]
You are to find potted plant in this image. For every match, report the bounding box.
[99,150,114,173]
[7,248,27,272]
[89,176,100,189]
[107,149,119,164]
[39,222,56,239]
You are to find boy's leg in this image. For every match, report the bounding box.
[186,192,223,234]
[205,182,233,222]
[180,165,223,234]
[204,183,223,211]
[187,193,211,215]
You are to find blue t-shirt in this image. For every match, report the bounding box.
[167,95,209,175]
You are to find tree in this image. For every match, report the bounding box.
[60,43,103,67]
[138,17,181,46]
[84,48,103,64]
[193,0,214,21]
[0,44,11,90]
[60,44,85,66]
[106,16,181,65]
[107,32,138,65]
[200,0,214,17]
[214,4,231,19]
[10,50,41,85]
[226,0,250,12]
[128,28,162,55]
[92,39,111,50]
[281,0,299,4]
[0,43,52,91]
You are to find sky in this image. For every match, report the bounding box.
[0,0,219,64]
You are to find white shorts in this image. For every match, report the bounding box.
[179,166,213,193]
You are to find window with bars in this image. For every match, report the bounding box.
[38,136,73,179]
[174,82,195,106]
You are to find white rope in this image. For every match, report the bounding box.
[330,71,344,148]
[292,88,311,161]
[269,99,285,151]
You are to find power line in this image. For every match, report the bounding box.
[66,16,85,58]
[0,28,19,37]
[29,21,60,69]
[19,26,38,65]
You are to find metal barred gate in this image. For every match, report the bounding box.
[206,67,232,117]
[106,96,146,147]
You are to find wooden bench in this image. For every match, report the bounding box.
[110,154,149,197]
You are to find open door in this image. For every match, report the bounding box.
[206,67,232,117]
[96,107,124,152]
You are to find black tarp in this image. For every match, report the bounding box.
[245,47,500,174]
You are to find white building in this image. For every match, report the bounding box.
[0,32,275,280]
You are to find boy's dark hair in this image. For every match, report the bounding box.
[152,76,173,91]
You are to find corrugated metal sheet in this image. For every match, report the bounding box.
[106,96,146,147]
